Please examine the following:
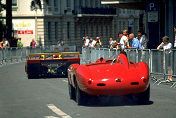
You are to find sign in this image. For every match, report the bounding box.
[12,19,35,35]
[147,1,159,22]
[147,1,159,12]
[148,12,158,22]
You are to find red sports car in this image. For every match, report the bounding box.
[68,52,150,105]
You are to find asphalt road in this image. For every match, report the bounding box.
[0,63,176,118]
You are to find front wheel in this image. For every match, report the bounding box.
[68,79,75,100]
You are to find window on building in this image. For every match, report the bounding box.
[55,22,58,40]
[85,0,88,7]
[79,0,83,8]
[96,24,98,35]
[67,0,71,8]
[54,0,58,11]
[12,0,17,6]
[91,24,93,36]
[101,24,103,37]
[67,22,70,40]
[95,0,98,8]
[106,25,108,37]
[90,0,94,8]
[123,9,125,14]
[48,22,51,40]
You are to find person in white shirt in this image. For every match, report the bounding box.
[89,38,96,48]
[120,29,128,50]
[157,36,172,81]
[157,36,172,50]
[82,36,90,47]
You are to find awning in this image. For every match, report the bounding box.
[101,0,146,10]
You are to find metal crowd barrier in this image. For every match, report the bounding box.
[0,46,175,88]
[0,45,77,67]
[82,47,176,88]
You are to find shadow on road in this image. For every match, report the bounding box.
[81,95,154,107]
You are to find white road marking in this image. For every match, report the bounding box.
[62,80,68,83]
[44,116,59,118]
[47,104,72,118]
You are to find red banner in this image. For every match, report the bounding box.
[17,30,33,34]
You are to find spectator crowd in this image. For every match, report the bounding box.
[82,29,149,50]
[0,37,36,49]
[82,27,176,51]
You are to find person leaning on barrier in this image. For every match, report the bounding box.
[0,38,10,48]
[110,40,118,49]
[157,36,172,50]
[157,36,173,82]
[127,33,141,49]
[109,37,113,48]
[95,37,102,48]
[17,38,23,48]
[82,36,89,47]
[30,39,36,48]
[89,37,96,48]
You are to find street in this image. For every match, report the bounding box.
[0,63,176,118]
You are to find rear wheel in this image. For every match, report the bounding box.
[75,81,86,105]
[136,85,150,104]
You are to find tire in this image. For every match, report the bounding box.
[75,81,85,105]
[136,85,150,104]
[27,72,38,79]
[28,74,34,79]
[68,79,75,100]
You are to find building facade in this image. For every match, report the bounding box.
[2,0,141,47]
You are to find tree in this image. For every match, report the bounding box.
[0,0,6,41]
[6,0,12,45]
[30,0,48,11]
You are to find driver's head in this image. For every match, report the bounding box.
[120,50,127,56]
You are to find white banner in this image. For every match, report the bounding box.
[12,19,35,35]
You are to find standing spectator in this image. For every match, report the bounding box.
[57,40,64,46]
[89,37,96,48]
[127,33,141,49]
[0,38,10,48]
[17,38,23,48]
[137,31,149,49]
[157,36,172,81]
[95,36,102,48]
[174,26,176,49]
[30,39,36,48]
[117,32,123,42]
[116,32,123,49]
[109,37,113,48]
[120,29,128,50]
[11,38,17,47]
[82,36,89,47]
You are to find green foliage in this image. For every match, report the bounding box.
[30,0,49,11]
[0,20,6,41]
[0,0,5,12]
